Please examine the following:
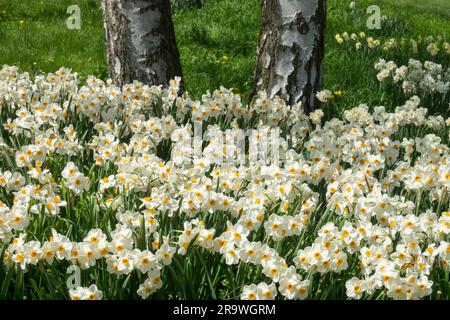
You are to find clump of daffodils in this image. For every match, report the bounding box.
[335,33,450,58]
[69,284,103,300]
[375,58,450,99]
[0,64,449,301]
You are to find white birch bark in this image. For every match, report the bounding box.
[253,0,326,114]
[101,0,183,87]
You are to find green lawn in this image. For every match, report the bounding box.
[0,0,107,80]
[377,0,450,20]
[0,0,449,110]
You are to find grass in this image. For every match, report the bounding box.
[0,0,107,82]
[173,0,259,99]
[0,0,449,110]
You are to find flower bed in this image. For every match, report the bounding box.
[0,65,449,300]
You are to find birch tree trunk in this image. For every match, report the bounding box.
[101,0,183,88]
[252,0,326,114]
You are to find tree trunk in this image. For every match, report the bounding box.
[252,0,326,114]
[101,0,183,88]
